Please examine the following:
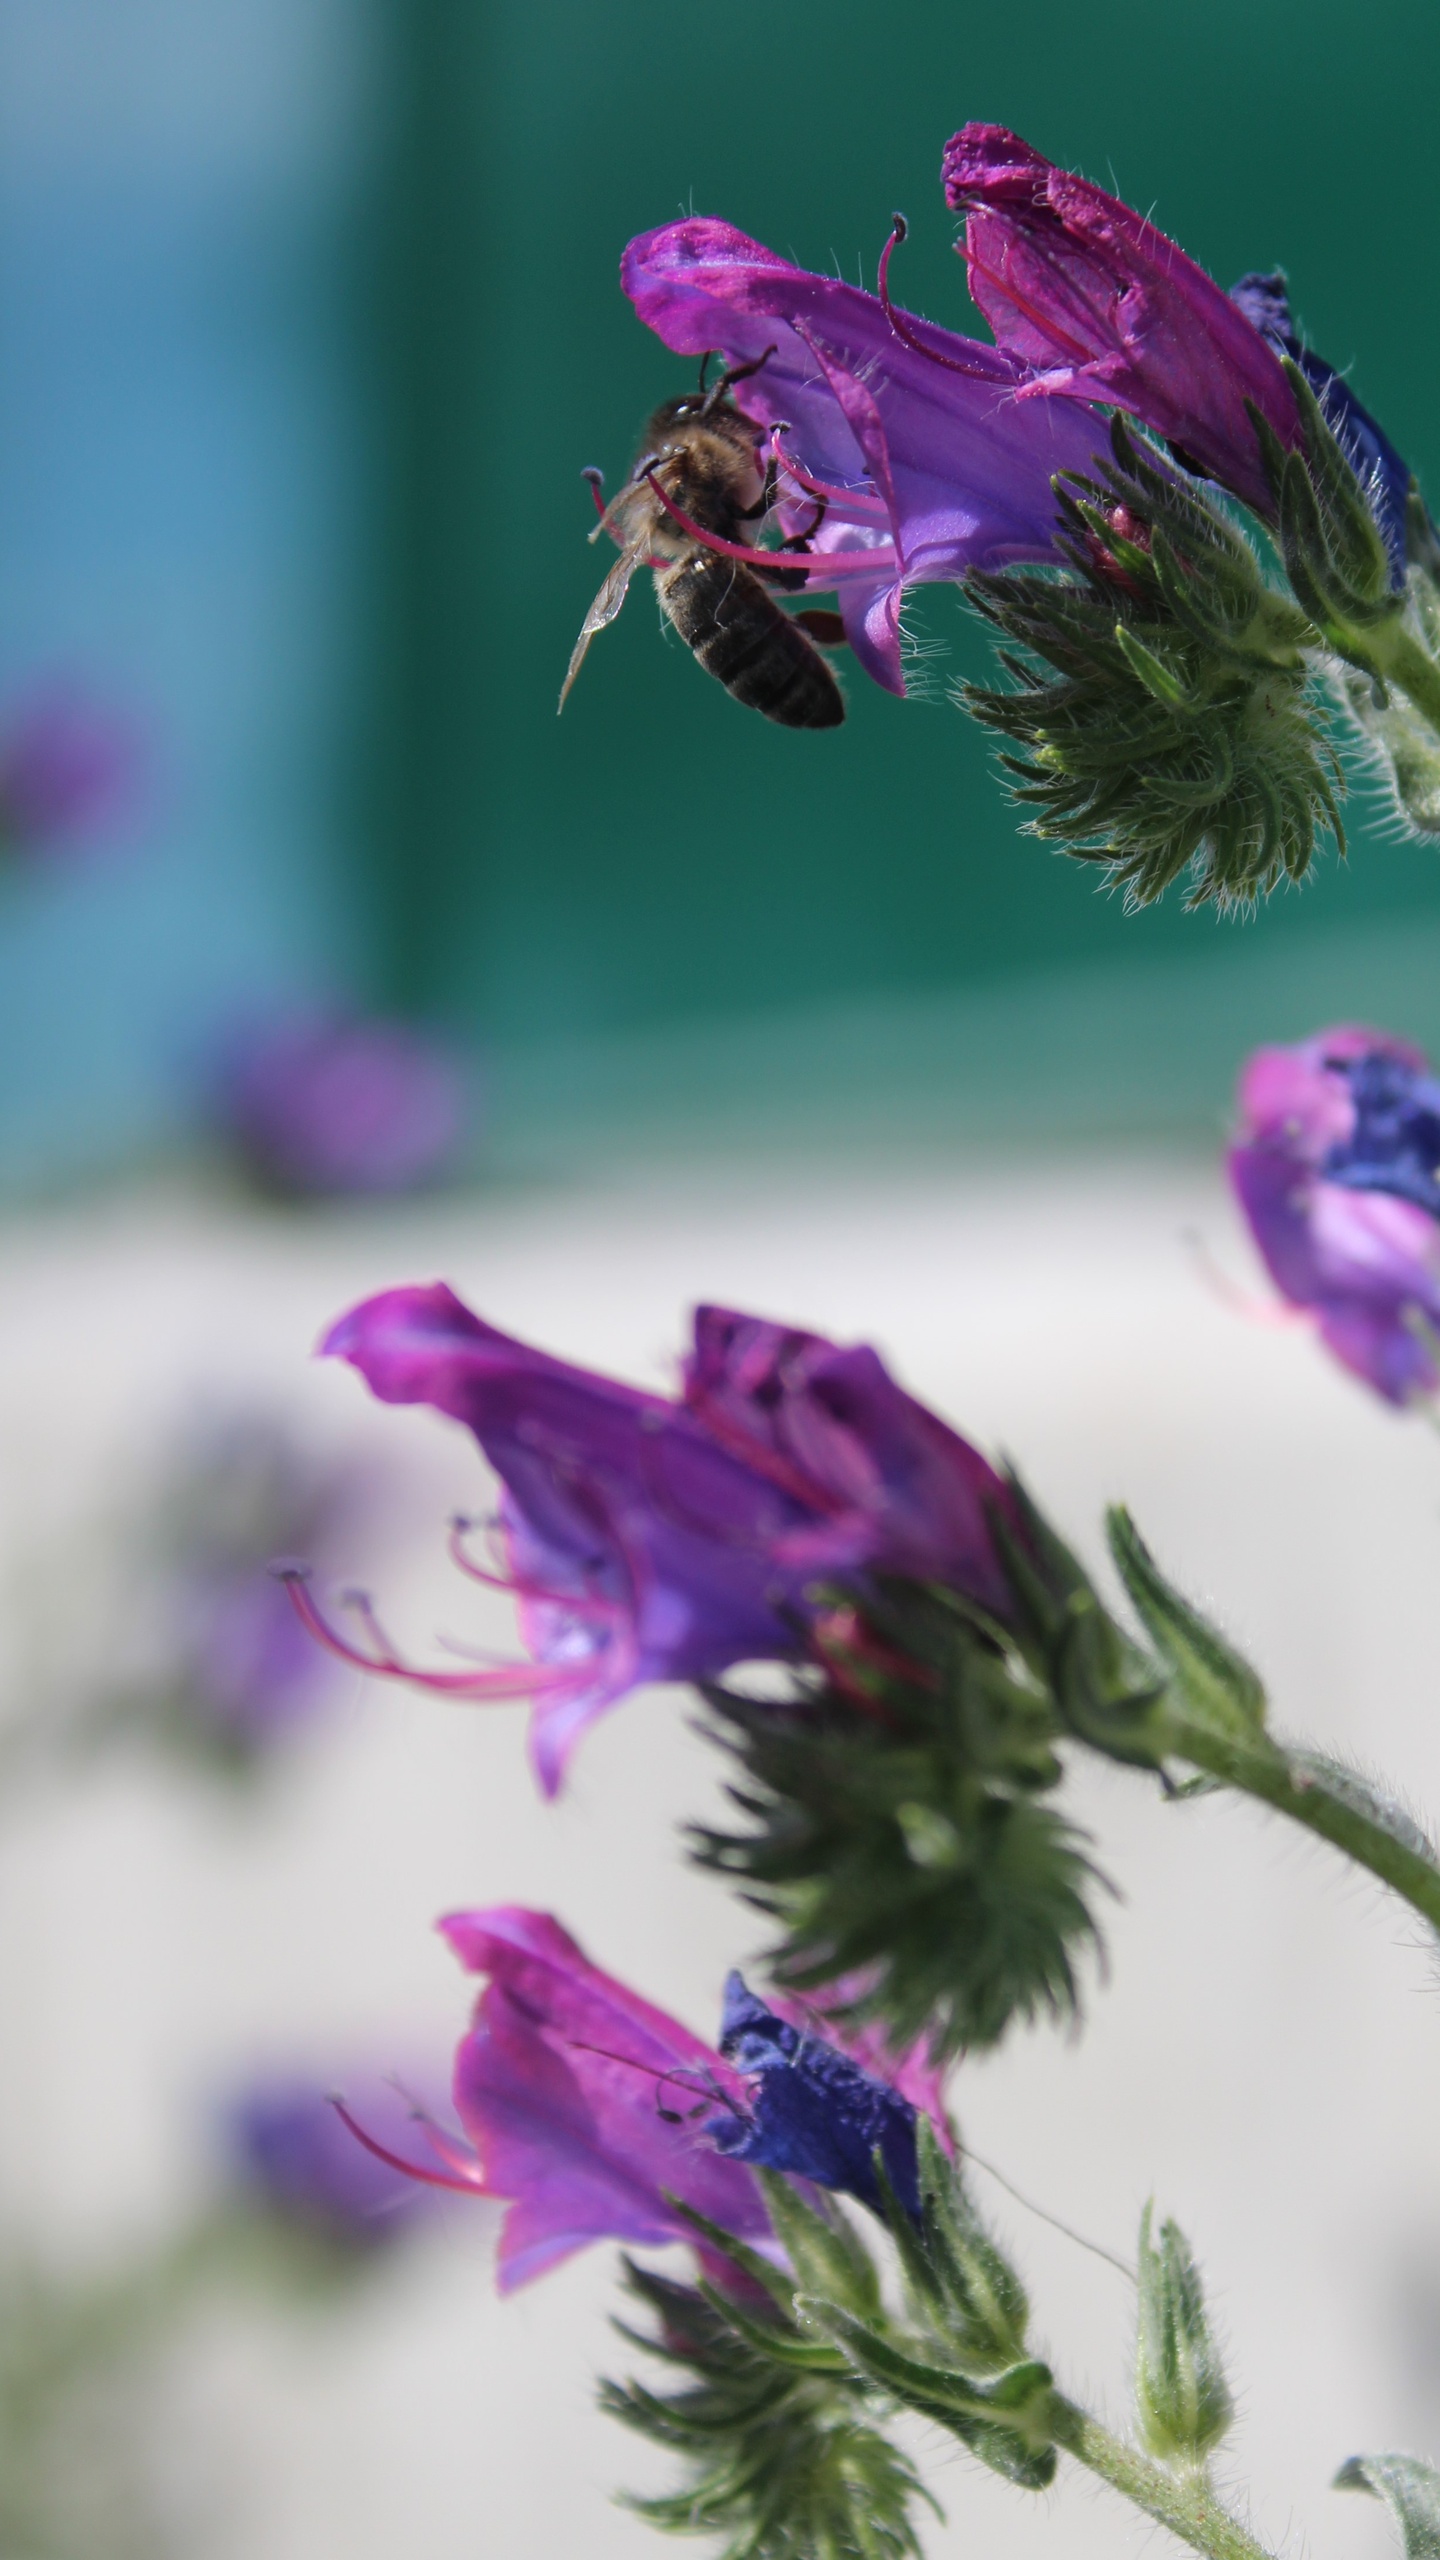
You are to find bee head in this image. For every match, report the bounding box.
[636,392,760,472]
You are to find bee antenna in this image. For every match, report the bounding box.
[697,350,715,394]
[702,344,777,415]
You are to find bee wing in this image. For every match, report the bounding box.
[558,539,646,712]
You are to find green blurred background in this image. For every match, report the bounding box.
[7,0,1440,1175]
[360,0,1440,1147]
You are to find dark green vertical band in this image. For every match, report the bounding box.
[358,0,497,1018]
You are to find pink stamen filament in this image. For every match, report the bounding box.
[642,470,900,580]
[765,430,890,523]
[329,2098,484,2197]
[279,1568,601,1701]
[445,1515,628,1624]
[877,215,1011,380]
[1183,1233,1310,1329]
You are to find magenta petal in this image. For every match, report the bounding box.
[942,124,1301,519]
[684,1307,1016,1614]
[837,583,906,696]
[438,1909,767,2287]
[795,331,908,697]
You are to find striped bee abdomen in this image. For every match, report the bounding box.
[659,553,845,731]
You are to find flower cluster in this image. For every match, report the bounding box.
[280,1127,1440,2553]
[341,1907,950,2292]
[601,123,1440,902]
[287,1285,1014,1795]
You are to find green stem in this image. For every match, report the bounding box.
[1050,2396,1276,2560]
[1169,1720,1440,1938]
[1376,624,1440,738]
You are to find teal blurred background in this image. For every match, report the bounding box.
[5,0,1440,1183]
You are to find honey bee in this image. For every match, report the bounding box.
[560,357,846,729]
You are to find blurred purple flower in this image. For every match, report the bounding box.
[154,1411,372,1760]
[1229,270,1416,582]
[229,2073,435,2250]
[941,124,1301,520]
[216,1013,466,1198]
[1228,1024,1440,1404]
[336,1909,954,2290]
[621,217,1111,694]
[0,682,138,863]
[287,1285,1013,1793]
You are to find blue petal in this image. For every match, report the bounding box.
[1230,271,1414,585]
[708,1973,921,2221]
[1323,1049,1440,1219]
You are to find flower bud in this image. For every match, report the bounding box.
[1135,2203,1233,2466]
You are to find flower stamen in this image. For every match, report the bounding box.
[328,2098,483,2196]
[763,427,890,523]
[640,467,899,580]
[876,213,1003,379]
[275,1565,596,1700]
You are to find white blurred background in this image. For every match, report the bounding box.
[0,1141,1437,2558]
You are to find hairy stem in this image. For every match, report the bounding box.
[1169,1721,1440,1938]
[1050,2396,1276,2560]
[1378,624,1440,739]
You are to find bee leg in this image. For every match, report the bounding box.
[737,458,780,524]
[791,607,848,646]
[780,493,829,550]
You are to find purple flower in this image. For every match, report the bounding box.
[291,1285,1014,1793]
[621,217,1112,695]
[228,2073,434,2249]
[1228,1025,1440,1404]
[0,682,138,863]
[941,124,1301,521]
[215,1013,466,1198]
[407,1908,769,2291]
[336,1910,954,2289]
[1230,271,1415,583]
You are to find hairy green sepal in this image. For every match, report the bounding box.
[602,2243,935,2559]
[692,1567,1104,2059]
[963,414,1342,909]
[1336,2455,1440,2560]
[1253,361,1440,832]
[800,2122,1058,2489]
